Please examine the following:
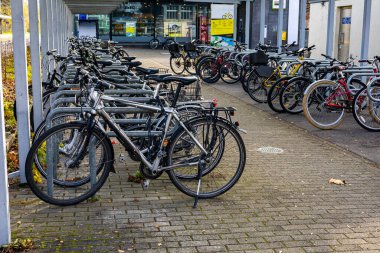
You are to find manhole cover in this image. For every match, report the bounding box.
[257,147,284,154]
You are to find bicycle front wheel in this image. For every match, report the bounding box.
[303,80,346,130]
[26,122,113,206]
[167,118,246,199]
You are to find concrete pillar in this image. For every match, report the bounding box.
[39,0,48,80]
[259,0,265,44]
[326,0,335,56]
[28,0,43,130]
[0,29,11,246]
[11,0,31,184]
[245,0,251,47]
[299,0,307,48]
[361,0,372,60]
[277,0,284,53]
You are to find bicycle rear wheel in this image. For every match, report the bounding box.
[170,56,185,74]
[167,118,246,199]
[26,122,113,205]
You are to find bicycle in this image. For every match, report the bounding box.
[25,71,246,207]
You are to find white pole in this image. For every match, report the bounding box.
[39,0,48,80]
[28,0,43,130]
[0,30,11,247]
[361,0,372,60]
[326,0,335,56]
[233,3,238,41]
[259,0,265,44]
[11,0,31,184]
[245,0,251,47]
[277,0,284,53]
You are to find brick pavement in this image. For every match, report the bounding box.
[7,49,380,252]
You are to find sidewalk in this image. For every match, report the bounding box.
[8,49,380,252]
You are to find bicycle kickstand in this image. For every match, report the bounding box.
[193,160,206,208]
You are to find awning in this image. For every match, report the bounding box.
[64,0,125,14]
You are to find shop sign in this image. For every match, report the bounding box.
[211,4,235,47]
[125,21,136,37]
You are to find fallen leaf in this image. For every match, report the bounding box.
[118,250,125,253]
[329,178,346,185]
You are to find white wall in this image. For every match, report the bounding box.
[309,0,380,59]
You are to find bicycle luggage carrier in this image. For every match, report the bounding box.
[163,79,203,102]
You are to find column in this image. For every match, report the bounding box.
[28,0,43,130]
[0,28,11,246]
[299,0,307,48]
[259,0,265,44]
[326,0,335,56]
[245,0,251,46]
[361,0,372,60]
[39,0,48,80]
[11,0,31,183]
[277,0,284,53]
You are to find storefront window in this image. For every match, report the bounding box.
[112,2,154,37]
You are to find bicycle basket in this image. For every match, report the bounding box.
[255,66,275,78]
[164,79,203,102]
[183,42,197,52]
[168,43,180,53]
[249,50,268,66]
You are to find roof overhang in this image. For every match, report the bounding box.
[64,0,125,14]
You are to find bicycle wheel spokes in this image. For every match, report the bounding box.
[168,119,245,199]
[26,123,112,205]
[353,87,380,131]
[304,82,346,129]
[170,56,185,74]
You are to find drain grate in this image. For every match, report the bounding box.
[257,147,284,154]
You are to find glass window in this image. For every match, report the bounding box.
[181,6,193,20]
[112,2,154,37]
[166,5,178,20]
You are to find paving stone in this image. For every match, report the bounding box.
[8,49,380,252]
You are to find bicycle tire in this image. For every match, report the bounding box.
[170,56,185,74]
[167,118,246,199]
[26,122,113,205]
[353,84,380,131]
[267,76,292,113]
[302,80,346,130]
[279,77,310,114]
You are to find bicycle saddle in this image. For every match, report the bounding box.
[122,61,142,67]
[163,76,198,85]
[97,60,114,68]
[135,67,159,75]
[121,56,136,62]
[147,74,173,82]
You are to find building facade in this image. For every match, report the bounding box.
[75,0,303,49]
[309,0,379,60]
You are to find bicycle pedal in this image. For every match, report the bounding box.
[141,179,150,190]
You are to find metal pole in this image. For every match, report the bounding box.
[277,0,284,53]
[361,0,372,60]
[259,0,265,43]
[0,30,11,246]
[46,0,53,50]
[299,0,307,48]
[39,0,48,80]
[11,0,31,184]
[28,0,43,130]
[326,0,335,56]
[233,3,238,41]
[245,0,251,46]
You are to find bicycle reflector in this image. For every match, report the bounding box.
[212,98,218,107]
[235,121,240,127]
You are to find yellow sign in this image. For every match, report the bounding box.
[211,19,234,36]
[282,31,287,41]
